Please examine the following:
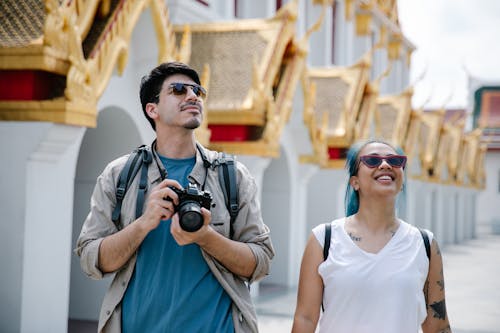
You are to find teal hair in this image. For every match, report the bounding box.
[344,140,407,217]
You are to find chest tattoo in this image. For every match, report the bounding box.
[348,232,362,242]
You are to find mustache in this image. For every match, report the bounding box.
[180,101,202,111]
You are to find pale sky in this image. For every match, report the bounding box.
[397,0,500,109]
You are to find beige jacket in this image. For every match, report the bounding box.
[75,143,275,333]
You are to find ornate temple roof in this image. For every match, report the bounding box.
[174,2,307,156]
[301,54,371,168]
[433,111,465,184]
[0,0,188,127]
[373,87,413,148]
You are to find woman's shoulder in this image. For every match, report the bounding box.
[311,217,345,245]
[398,220,435,243]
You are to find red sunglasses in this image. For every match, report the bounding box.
[359,154,407,168]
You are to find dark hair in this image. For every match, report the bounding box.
[344,139,407,217]
[139,62,201,130]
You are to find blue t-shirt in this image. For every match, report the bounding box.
[122,154,234,333]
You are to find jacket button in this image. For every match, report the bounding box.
[122,281,126,287]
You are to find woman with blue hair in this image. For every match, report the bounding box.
[292,140,451,333]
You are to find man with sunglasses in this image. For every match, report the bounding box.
[76,62,275,333]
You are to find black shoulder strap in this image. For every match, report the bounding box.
[195,144,240,238]
[135,147,153,220]
[322,222,332,312]
[217,152,239,238]
[323,222,332,261]
[111,145,151,230]
[419,228,431,261]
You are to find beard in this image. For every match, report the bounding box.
[183,117,201,130]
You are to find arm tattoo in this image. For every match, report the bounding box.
[437,279,445,291]
[430,299,447,320]
[348,232,362,242]
[438,325,451,333]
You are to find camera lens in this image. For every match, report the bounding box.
[178,201,204,232]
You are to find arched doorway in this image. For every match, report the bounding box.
[69,107,142,326]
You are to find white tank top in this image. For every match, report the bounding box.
[312,218,431,333]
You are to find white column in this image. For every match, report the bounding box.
[422,186,434,231]
[464,190,477,240]
[441,185,454,245]
[433,185,445,245]
[288,164,318,286]
[307,3,333,66]
[455,190,466,243]
[236,155,272,297]
[452,190,460,244]
[470,191,477,239]
[235,0,274,19]
[20,125,84,333]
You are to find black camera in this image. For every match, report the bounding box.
[166,184,212,232]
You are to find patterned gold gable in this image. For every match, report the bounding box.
[301,54,371,168]
[373,87,412,147]
[174,2,306,157]
[433,116,465,184]
[456,128,483,188]
[414,109,445,181]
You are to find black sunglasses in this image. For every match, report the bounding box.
[168,82,207,98]
[359,155,407,168]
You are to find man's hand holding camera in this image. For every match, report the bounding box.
[139,179,182,232]
[142,180,214,245]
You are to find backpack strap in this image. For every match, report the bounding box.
[321,222,332,312]
[135,148,153,219]
[419,228,431,261]
[323,222,331,261]
[217,152,239,238]
[111,146,151,230]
